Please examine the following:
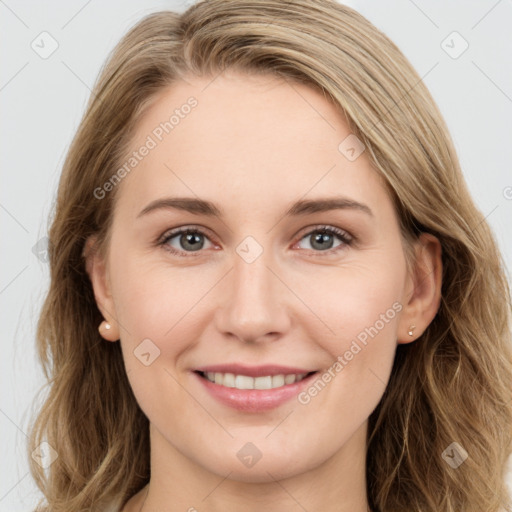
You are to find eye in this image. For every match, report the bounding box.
[159,227,215,256]
[158,224,353,258]
[294,225,353,254]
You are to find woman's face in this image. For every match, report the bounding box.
[88,71,436,483]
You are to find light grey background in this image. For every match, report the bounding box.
[1,1,511,510]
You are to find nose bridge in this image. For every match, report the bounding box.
[217,239,290,342]
[233,246,272,302]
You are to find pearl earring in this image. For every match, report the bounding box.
[99,320,112,334]
[408,325,416,337]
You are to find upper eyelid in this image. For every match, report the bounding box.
[159,224,215,242]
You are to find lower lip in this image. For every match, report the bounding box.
[193,372,318,412]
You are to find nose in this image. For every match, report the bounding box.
[214,248,291,344]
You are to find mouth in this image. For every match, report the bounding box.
[192,366,320,412]
[194,370,317,390]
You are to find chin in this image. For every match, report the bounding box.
[200,448,314,483]
[214,464,302,484]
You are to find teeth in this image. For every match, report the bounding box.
[284,374,296,385]
[223,373,235,388]
[272,374,285,388]
[255,376,272,389]
[235,375,253,389]
[202,372,308,389]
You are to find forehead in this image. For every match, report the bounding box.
[115,71,391,219]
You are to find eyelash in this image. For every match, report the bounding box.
[157,224,354,258]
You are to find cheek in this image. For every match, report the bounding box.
[110,250,212,364]
[296,260,405,410]
[109,253,203,419]
[299,259,405,354]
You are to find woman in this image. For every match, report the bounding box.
[27,1,512,511]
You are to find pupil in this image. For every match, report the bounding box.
[183,233,203,251]
[312,232,332,250]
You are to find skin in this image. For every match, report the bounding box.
[86,70,442,512]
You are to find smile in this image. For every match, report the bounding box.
[192,365,319,412]
[197,371,312,390]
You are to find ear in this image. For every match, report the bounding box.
[83,235,120,342]
[397,232,442,344]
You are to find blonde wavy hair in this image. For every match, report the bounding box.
[27,1,512,511]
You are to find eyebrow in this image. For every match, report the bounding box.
[137,196,374,219]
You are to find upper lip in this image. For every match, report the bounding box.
[193,364,317,378]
